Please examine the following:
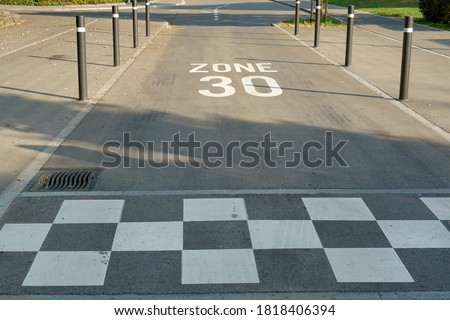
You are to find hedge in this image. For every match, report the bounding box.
[419,0,450,24]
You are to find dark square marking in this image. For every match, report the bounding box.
[442,221,450,233]
[0,252,36,294]
[313,221,391,248]
[254,249,338,291]
[40,224,117,251]
[363,195,437,220]
[103,251,181,294]
[396,248,450,290]
[0,197,63,225]
[121,196,183,222]
[183,221,252,250]
[244,195,310,220]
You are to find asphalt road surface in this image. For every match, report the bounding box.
[0,0,449,298]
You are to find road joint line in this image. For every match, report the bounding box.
[18,188,450,198]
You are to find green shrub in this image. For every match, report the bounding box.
[419,0,450,23]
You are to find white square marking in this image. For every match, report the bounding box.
[420,197,450,220]
[182,249,259,284]
[0,224,51,251]
[54,200,124,224]
[183,198,247,221]
[325,248,414,283]
[112,222,183,251]
[303,198,375,220]
[22,251,110,286]
[248,220,322,249]
[378,220,450,248]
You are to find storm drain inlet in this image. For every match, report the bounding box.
[29,169,98,192]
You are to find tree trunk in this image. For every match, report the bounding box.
[324,0,329,22]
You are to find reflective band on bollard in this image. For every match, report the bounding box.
[399,16,413,101]
[112,5,120,67]
[76,16,87,101]
[345,5,354,67]
[314,0,321,48]
[132,0,138,48]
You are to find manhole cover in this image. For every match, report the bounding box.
[29,169,99,192]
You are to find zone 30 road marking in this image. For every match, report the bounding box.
[190,63,283,98]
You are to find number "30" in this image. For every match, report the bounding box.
[199,76,283,98]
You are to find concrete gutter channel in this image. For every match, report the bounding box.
[0,5,168,216]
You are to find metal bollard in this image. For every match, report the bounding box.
[76,16,87,101]
[399,16,413,101]
[345,5,354,67]
[146,2,151,37]
[314,0,321,48]
[294,0,300,35]
[112,6,120,67]
[132,0,138,48]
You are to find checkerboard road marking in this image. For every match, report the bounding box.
[302,198,375,220]
[0,195,447,290]
[182,249,259,284]
[183,198,247,221]
[325,248,414,283]
[248,220,322,249]
[54,200,124,224]
[420,197,450,220]
[0,223,51,251]
[378,220,450,248]
[112,222,183,251]
[22,251,110,286]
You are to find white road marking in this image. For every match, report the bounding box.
[0,19,98,59]
[213,4,230,22]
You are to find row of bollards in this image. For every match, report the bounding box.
[76,1,152,101]
[294,1,413,101]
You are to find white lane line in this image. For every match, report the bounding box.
[0,22,169,219]
[0,19,98,59]
[322,10,450,60]
[276,1,450,60]
[18,188,450,198]
[213,4,230,22]
[354,25,450,61]
[273,24,450,144]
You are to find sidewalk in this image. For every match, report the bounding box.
[0,6,167,202]
[274,0,450,133]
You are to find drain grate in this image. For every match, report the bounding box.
[30,169,98,192]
